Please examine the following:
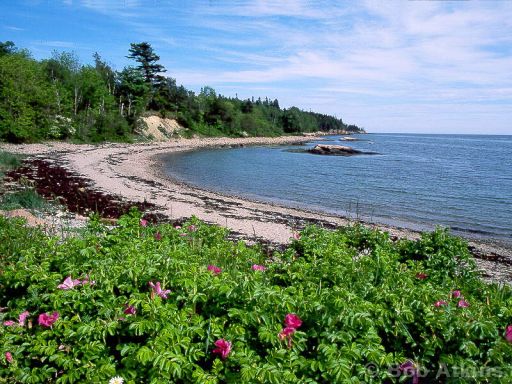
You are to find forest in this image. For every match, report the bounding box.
[0,41,364,143]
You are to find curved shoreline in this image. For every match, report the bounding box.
[155,154,509,243]
[1,137,511,281]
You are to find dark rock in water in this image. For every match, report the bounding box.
[308,144,367,156]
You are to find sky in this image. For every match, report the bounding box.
[1,0,512,134]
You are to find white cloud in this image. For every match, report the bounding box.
[80,0,140,11]
[33,40,76,48]
[4,25,24,31]
[72,0,512,133]
[78,0,141,19]
[200,0,345,19]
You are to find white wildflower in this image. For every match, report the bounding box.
[108,377,124,384]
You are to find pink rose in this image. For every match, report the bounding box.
[57,276,81,290]
[149,281,171,299]
[458,300,469,308]
[207,265,222,275]
[212,339,231,360]
[18,311,30,326]
[284,313,302,329]
[278,327,297,348]
[505,325,512,343]
[38,312,59,327]
[278,326,296,340]
[124,305,136,315]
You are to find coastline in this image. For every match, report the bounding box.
[1,136,511,282]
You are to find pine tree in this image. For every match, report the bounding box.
[126,42,166,84]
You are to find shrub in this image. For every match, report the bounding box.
[0,189,49,211]
[0,151,22,177]
[1,212,511,383]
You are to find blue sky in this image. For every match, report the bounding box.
[1,0,512,134]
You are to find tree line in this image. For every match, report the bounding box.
[0,41,364,143]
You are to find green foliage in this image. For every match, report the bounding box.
[0,44,132,143]
[1,212,511,383]
[0,150,22,177]
[397,228,478,283]
[117,66,150,119]
[0,52,56,142]
[0,41,17,56]
[126,42,166,85]
[0,189,49,211]
[182,94,360,138]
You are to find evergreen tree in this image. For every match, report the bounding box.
[126,42,166,84]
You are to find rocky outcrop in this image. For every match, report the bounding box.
[308,144,366,156]
[340,136,359,141]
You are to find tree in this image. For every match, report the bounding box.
[0,41,17,56]
[42,52,76,115]
[43,51,82,116]
[126,42,166,84]
[197,86,216,117]
[0,41,364,142]
[241,99,253,113]
[281,107,302,133]
[117,67,150,118]
[0,53,56,142]
[93,52,116,95]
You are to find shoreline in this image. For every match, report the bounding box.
[1,136,511,282]
[155,156,511,246]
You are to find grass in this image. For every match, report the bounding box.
[0,188,50,211]
[0,150,52,212]
[0,150,23,177]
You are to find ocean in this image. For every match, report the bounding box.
[162,134,512,244]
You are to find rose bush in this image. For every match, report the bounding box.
[1,210,512,383]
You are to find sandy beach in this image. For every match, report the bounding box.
[1,136,511,282]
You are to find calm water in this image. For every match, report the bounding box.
[162,134,512,243]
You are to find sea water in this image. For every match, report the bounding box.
[162,134,512,244]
